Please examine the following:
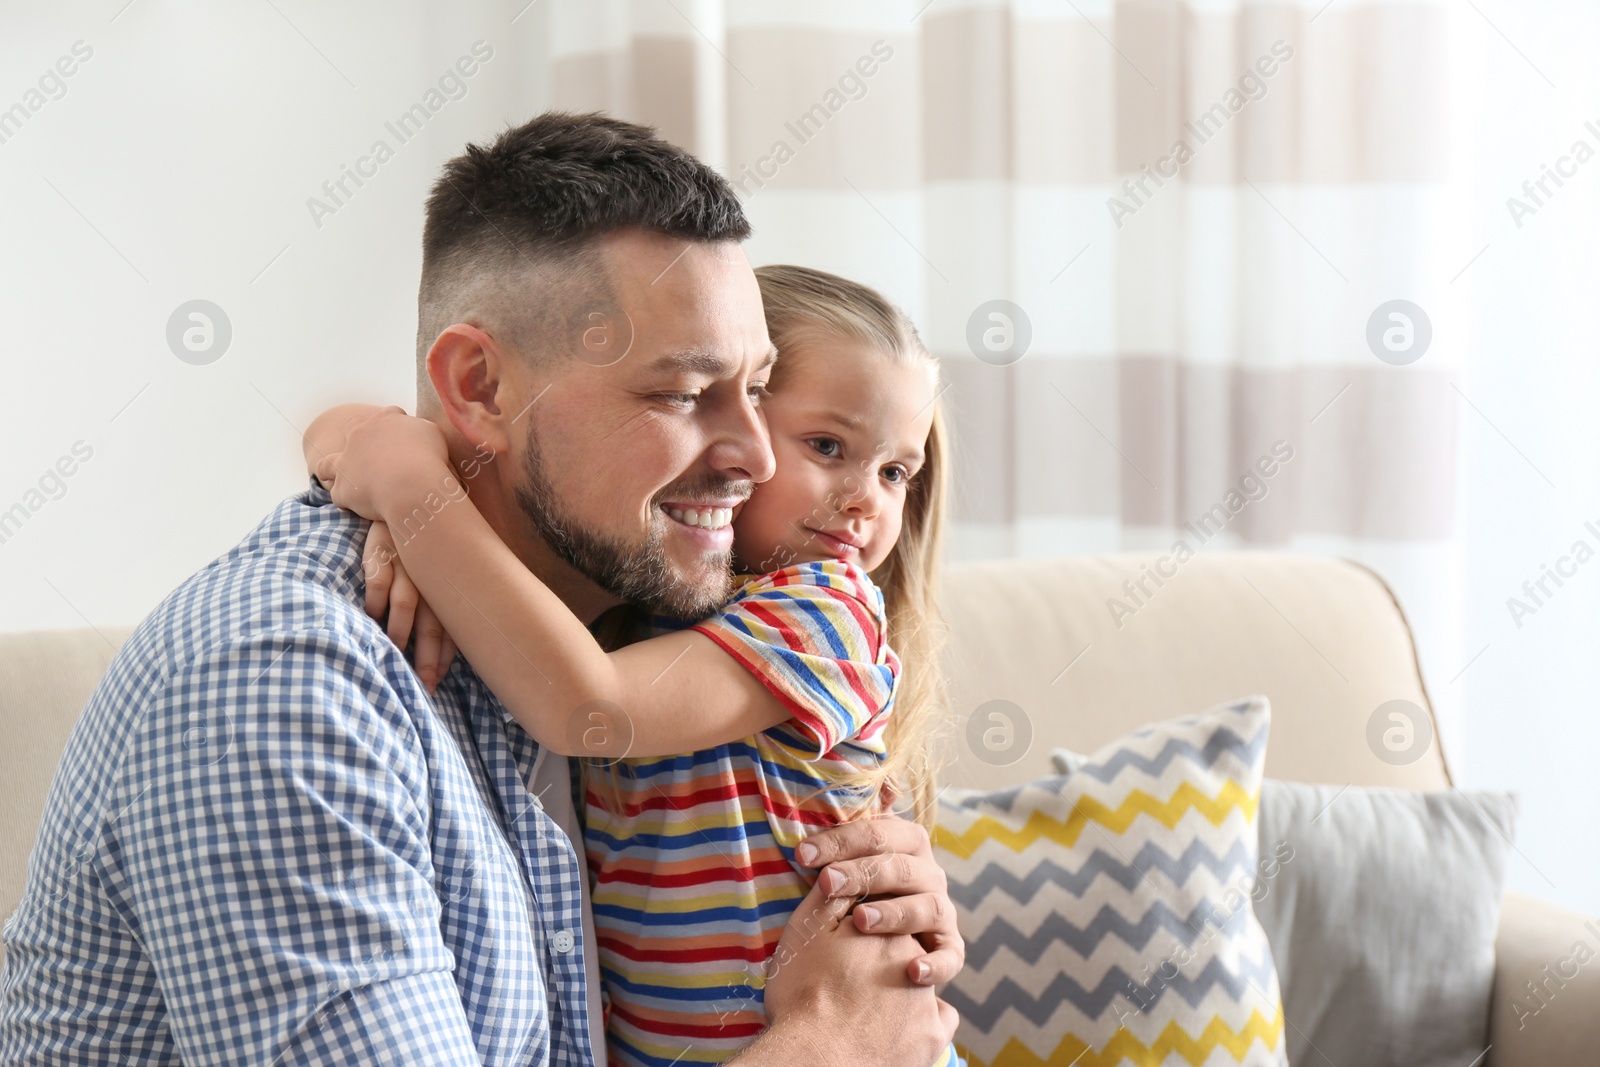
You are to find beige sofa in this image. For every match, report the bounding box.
[3,554,1597,1063]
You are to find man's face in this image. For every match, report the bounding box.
[511,231,776,618]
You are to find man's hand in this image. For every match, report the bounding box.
[754,867,958,1066]
[736,816,964,1065]
[796,816,964,987]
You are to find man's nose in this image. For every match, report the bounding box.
[712,394,776,484]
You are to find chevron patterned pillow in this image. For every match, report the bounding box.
[934,696,1286,1067]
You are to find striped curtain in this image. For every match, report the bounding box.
[524,0,1465,746]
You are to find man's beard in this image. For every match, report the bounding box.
[513,431,745,619]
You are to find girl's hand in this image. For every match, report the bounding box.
[362,520,458,693]
[310,406,453,521]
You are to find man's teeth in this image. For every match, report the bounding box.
[666,506,733,529]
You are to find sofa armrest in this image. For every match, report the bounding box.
[1488,890,1600,1066]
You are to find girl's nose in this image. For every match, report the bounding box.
[842,480,879,519]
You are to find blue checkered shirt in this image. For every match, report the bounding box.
[0,479,599,1065]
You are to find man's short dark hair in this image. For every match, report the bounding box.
[416,111,750,405]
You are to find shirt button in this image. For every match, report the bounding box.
[552,929,575,954]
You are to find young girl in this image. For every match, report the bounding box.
[304,265,955,1067]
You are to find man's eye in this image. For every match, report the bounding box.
[661,392,700,408]
[747,382,771,403]
[809,437,841,458]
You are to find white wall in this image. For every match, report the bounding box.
[0,2,549,633]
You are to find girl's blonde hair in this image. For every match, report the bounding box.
[753,264,950,828]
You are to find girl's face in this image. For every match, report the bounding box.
[731,333,937,575]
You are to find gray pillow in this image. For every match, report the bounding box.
[1050,750,1518,1067]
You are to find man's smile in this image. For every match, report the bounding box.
[659,501,737,548]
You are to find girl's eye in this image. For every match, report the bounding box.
[881,464,910,485]
[808,437,841,459]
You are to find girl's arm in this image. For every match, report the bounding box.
[316,408,787,759]
[391,492,786,758]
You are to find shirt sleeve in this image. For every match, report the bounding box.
[690,560,900,756]
[102,630,483,1066]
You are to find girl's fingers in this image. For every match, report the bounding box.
[312,451,342,491]
[412,599,446,692]
[361,521,398,622]
[385,556,419,653]
[362,519,452,691]
[437,632,459,687]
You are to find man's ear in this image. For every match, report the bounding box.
[425,323,519,461]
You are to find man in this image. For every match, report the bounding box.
[0,113,961,1064]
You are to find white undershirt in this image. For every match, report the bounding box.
[528,744,608,1065]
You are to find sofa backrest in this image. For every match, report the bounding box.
[937,553,1452,793]
[0,553,1451,967]
[1,625,135,964]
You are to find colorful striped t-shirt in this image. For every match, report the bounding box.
[583,559,956,1067]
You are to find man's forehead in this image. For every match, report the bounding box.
[645,344,778,377]
[596,229,746,285]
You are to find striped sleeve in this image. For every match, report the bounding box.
[690,560,900,755]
